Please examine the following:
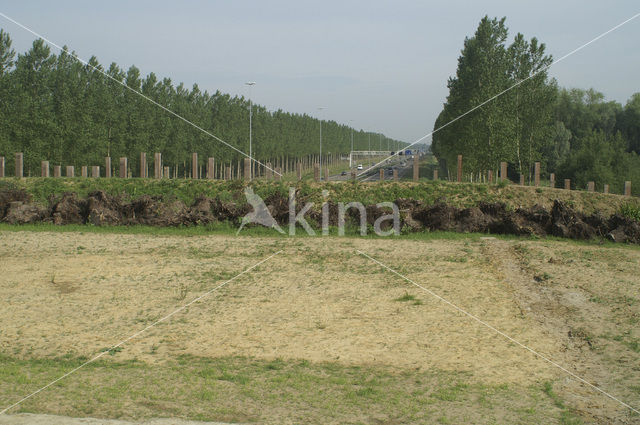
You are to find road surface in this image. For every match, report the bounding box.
[329,157,416,181]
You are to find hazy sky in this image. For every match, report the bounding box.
[1,1,639,144]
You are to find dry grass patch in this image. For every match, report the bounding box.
[0,231,639,423]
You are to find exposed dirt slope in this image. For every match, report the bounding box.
[2,188,640,244]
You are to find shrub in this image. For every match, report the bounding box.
[618,203,640,222]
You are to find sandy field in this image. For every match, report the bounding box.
[0,230,639,423]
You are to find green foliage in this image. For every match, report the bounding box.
[432,16,555,177]
[431,18,640,194]
[0,29,405,177]
[618,203,640,222]
[557,130,640,194]
[620,93,640,153]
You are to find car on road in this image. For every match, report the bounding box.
[357,164,363,170]
[341,171,347,176]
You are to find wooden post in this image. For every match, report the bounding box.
[153,153,158,178]
[500,162,507,181]
[81,166,88,178]
[324,166,329,182]
[0,156,4,178]
[266,162,273,180]
[603,184,609,194]
[393,169,399,181]
[624,181,632,196]
[456,155,462,182]
[225,166,231,180]
[534,162,540,187]
[564,179,571,190]
[296,162,302,181]
[207,157,215,179]
[433,169,438,180]
[15,153,23,178]
[519,174,525,186]
[53,165,61,177]
[66,166,75,177]
[140,152,147,178]
[380,168,384,181]
[164,166,170,179]
[91,166,100,178]
[119,157,128,178]
[41,161,49,177]
[154,153,162,179]
[488,170,493,184]
[413,157,419,181]
[242,158,250,181]
[275,167,282,181]
[587,181,594,192]
[313,163,320,182]
[549,173,555,188]
[192,152,198,179]
[351,170,356,181]
[105,157,112,178]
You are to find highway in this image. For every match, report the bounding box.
[328,156,417,181]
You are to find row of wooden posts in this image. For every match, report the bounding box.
[0,152,633,196]
[452,155,632,196]
[0,152,413,183]
[0,152,343,181]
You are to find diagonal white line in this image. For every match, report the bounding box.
[357,249,640,415]
[357,11,640,179]
[0,250,283,415]
[0,11,282,177]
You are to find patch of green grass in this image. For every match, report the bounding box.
[513,243,530,256]
[612,333,640,353]
[394,292,417,302]
[1,222,639,252]
[431,382,469,401]
[0,353,572,424]
[542,382,583,425]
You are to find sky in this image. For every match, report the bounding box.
[1,1,639,144]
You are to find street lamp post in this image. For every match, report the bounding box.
[350,126,354,168]
[318,107,326,178]
[245,81,255,179]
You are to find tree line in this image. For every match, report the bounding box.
[0,29,404,176]
[431,16,640,194]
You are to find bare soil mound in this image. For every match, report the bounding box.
[1,188,639,243]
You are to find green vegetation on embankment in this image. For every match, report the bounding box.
[2,177,640,217]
